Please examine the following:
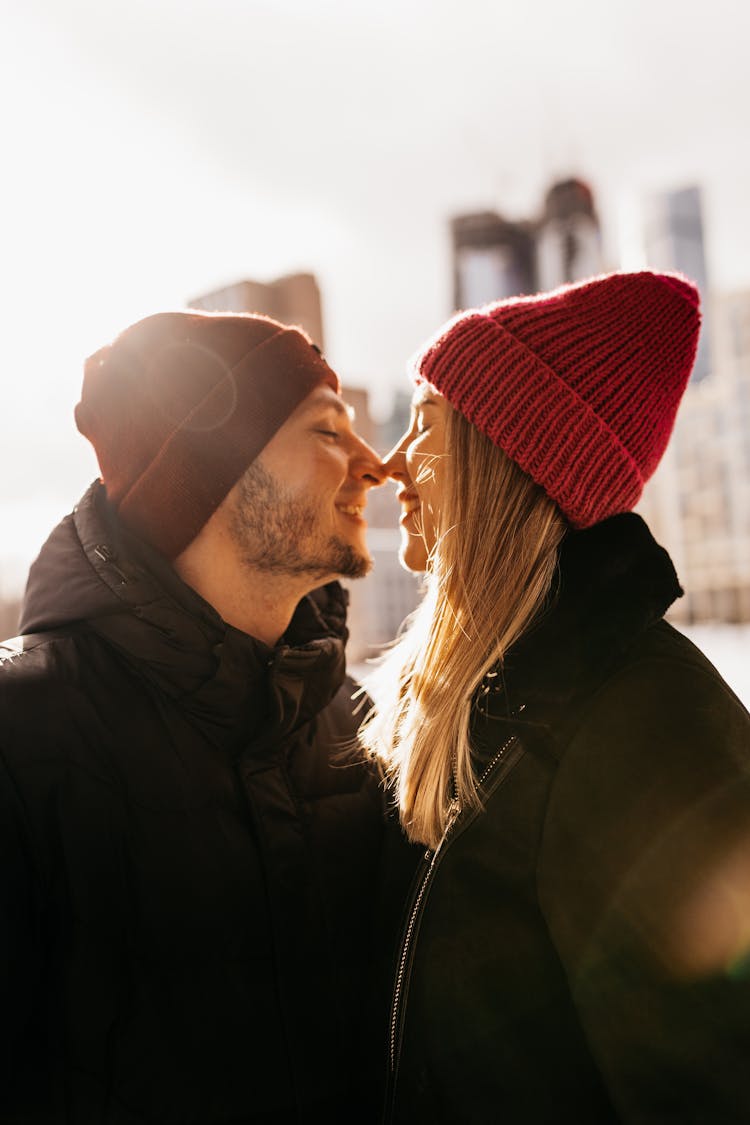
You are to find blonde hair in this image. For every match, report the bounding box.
[360,407,566,849]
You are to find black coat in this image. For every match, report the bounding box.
[0,483,384,1124]
[388,515,750,1124]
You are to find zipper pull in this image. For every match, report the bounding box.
[93,544,131,585]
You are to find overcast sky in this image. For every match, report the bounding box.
[2,0,749,587]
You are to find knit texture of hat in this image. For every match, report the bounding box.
[415,271,701,528]
[76,310,339,558]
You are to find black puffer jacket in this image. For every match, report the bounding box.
[0,483,384,1124]
[388,515,750,1124]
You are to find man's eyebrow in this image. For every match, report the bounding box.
[301,394,355,421]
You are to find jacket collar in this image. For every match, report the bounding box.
[21,482,348,748]
[490,513,682,721]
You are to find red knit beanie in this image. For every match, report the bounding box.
[415,271,701,528]
[75,310,339,558]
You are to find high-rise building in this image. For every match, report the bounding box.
[643,186,711,382]
[535,178,603,290]
[451,179,603,311]
[451,212,536,310]
[189,272,325,351]
[638,288,750,622]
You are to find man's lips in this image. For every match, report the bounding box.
[336,499,367,522]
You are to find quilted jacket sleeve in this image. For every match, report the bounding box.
[538,652,750,1124]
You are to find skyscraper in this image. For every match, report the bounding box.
[644,186,711,382]
[451,179,603,311]
[189,272,325,351]
[535,178,603,290]
[637,287,750,623]
[451,212,536,309]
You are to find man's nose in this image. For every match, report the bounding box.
[352,438,388,487]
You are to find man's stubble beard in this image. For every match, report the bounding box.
[228,461,372,581]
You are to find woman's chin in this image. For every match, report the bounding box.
[399,533,429,574]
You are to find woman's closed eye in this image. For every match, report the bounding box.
[414,409,432,435]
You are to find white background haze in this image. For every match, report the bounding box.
[2,0,749,666]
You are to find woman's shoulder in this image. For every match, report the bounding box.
[558,617,748,759]
[629,618,746,699]
[538,617,750,970]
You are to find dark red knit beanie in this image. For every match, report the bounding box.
[76,310,339,557]
[415,271,701,528]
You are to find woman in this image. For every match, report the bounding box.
[362,272,750,1123]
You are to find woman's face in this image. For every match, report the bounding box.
[383,386,450,572]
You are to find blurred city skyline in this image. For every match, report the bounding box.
[2,0,750,589]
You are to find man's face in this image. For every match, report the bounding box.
[225,384,385,584]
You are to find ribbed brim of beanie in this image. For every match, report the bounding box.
[76,311,339,557]
[415,271,701,528]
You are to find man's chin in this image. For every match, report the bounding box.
[292,541,372,584]
[331,545,372,581]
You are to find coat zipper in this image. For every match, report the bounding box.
[386,735,523,1110]
[387,814,456,1070]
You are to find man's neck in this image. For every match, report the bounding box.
[173,537,326,647]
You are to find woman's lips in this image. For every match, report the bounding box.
[397,492,421,526]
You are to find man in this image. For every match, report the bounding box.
[0,311,387,1123]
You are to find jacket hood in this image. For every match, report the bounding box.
[20,482,349,748]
